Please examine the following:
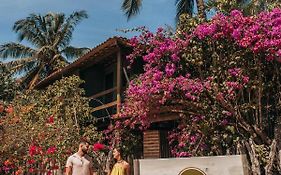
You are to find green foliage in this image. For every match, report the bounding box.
[0,75,100,173]
[176,13,200,36]
[0,63,18,103]
[207,0,281,15]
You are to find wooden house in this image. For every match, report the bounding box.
[35,37,179,159]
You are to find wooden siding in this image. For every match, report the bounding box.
[143,130,160,158]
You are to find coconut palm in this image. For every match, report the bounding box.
[0,11,90,89]
[121,0,206,21]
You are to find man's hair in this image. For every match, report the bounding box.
[79,141,89,146]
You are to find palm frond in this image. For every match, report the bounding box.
[13,14,48,47]
[122,0,142,20]
[4,57,35,70]
[7,60,37,76]
[52,13,66,35]
[43,12,66,45]
[0,43,36,59]
[61,46,90,60]
[175,0,194,21]
[55,11,88,48]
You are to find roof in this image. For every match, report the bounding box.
[35,37,131,89]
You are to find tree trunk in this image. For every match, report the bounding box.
[265,140,277,175]
[196,0,206,20]
[274,112,281,149]
[245,139,261,175]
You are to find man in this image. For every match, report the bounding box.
[66,141,95,175]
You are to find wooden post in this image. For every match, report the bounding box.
[116,49,122,114]
[133,159,140,175]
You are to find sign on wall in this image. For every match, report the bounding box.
[134,155,249,175]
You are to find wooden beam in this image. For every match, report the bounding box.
[149,113,180,123]
[89,87,117,99]
[91,101,117,112]
[116,49,122,114]
[112,112,180,123]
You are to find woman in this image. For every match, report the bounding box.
[110,147,130,175]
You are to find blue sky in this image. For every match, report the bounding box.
[0,0,176,49]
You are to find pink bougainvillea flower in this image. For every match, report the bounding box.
[4,159,12,166]
[27,159,36,164]
[28,168,35,173]
[29,145,37,156]
[93,143,105,152]
[46,146,57,154]
[5,106,13,114]
[48,115,54,124]
[29,144,42,156]
[15,168,23,175]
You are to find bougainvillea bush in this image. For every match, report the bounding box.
[0,76,100,174]
[117,8,281,174]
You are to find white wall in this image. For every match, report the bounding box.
[134,155,250,175]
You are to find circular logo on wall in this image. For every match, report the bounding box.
[178,167,207,175]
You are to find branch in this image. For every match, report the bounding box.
[244,139,261,175]
[265,139,277,175]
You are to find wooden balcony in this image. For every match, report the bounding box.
[90,87,117,100]
[89,87,118,114]
[89,49,122,116]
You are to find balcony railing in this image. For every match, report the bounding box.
[89,87,118,115]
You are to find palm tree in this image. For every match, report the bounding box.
[121,0,206,21]
[0,11,90,89]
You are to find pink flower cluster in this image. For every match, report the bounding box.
[93,143,106,152]
[29,144,57,156]
[193,9,281,62]
[168,126,205,157]
[46,146,57,155]
[29,144,43,157]
[118,9,281,158]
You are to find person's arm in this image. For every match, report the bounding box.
[89,167,94,175]
[65,166,72,175]
[125,163,130,175]
[65,157,72,175]
[89,157,95,175]
[105,168,111,175]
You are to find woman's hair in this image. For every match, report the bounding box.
[114,146,123,156]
